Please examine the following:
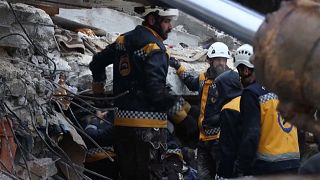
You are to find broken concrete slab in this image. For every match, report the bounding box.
[58,7,200,47]
[169,45,207,62]
[0,2,55,50]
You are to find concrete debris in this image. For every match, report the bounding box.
[174,25,188,33]
[169,45,207,62]
[28,158,58,179]
[0,1,55,50]
[58,7,201,47]
[54,28,85,54]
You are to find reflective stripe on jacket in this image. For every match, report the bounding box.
[89,25,176,128]
[176,68,220,141]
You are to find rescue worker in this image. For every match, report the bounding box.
[214,70,242,179]
[170,42,231,179]
[234,44,300,176]
[89,6,197,179]
[82,111,118,180]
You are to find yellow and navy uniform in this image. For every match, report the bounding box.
[218,96,241,178]
[89,25,177,129]
[237,82,300,175]
[176,67,226,141]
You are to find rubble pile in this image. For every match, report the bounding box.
[0,1,241,179]
[0,2,99,179]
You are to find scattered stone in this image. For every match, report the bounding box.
[28,158,57,179]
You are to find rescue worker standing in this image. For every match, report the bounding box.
[234,44,300,176]
[89,6,197,180]
[214,70,242,179]
[170,42,230,179]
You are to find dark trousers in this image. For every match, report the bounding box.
[115,127,166,180]
[197,140,219,180]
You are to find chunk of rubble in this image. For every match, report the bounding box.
[0,1,55,50]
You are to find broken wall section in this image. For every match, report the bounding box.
[0,2,88,179]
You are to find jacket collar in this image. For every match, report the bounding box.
[143,25,164,42]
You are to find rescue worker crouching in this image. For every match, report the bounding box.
[234,44,300,176]
[82,111,118,180]
[89,6,198,180]
[170,42,231,179]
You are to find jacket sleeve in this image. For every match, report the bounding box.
[89,43,115,82]
[144,51,177,112]
[218,109,241,178]
[237,90,261,174]
[85,121,114,146]
[176,65,200,91]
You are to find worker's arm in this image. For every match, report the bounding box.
[89,43,115,82]
[84,112,114,146]
[144,51,177,112]
[85,120,114,146]
[236,90,260,175]
[169,57,200,91]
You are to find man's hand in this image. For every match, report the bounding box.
[169,57,181,70]
[96,110,107,119]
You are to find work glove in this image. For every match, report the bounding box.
[91,81,105,95]
[167,97,199,146]
[169,57,181,70]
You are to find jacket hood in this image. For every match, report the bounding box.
[214,70,242,107]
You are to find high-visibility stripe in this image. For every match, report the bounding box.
[221,96,241,112]
[198,79,219,141]
[199,72,206,81]
[116,35,125,44]
[256,152,300,162]
[143,43,160,54]
[114,117,167,128]
[176,66,187,76]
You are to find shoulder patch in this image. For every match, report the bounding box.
[166,49,170,58]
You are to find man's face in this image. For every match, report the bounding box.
[207,57,227,71]
[237,64,252,87]
[160,17,173,40]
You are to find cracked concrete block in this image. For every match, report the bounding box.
[28,158,58,179]
[8,79,26,97]
[69,73,92,91]
[26,86,36,100]
[0,2,55,50]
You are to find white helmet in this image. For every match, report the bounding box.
[140,6,179,20]
[234,44,254,68]
[207,42,230,59]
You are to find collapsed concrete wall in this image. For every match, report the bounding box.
[58,7,201,47]
[0,2,89,179]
